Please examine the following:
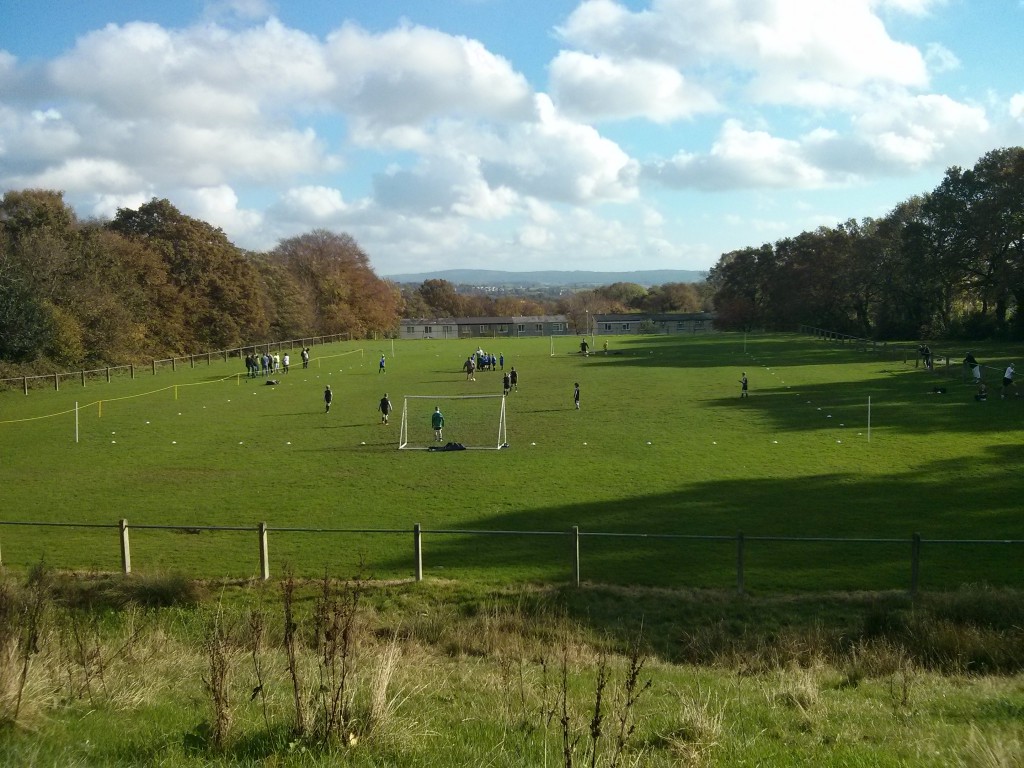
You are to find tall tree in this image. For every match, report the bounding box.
[270,230,401,337]
[109,199,268,351]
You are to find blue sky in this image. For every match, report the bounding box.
[2,0,1022,277]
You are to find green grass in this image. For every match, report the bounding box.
[3,333,1024,591]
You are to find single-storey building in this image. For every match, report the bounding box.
[398,312,715,340]
[593,312,715,335]
[399,316,570,340]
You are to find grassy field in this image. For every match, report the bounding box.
[4,333,1024,766]
[2,332,1024,590]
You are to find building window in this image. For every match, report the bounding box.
[535,324,543,332]
[517,324,526,333]
[424,326,432,334]
[406,326,415,333]
[621,324,630,331]
[603,323,612,332]
[480,325,488,332]
[551,322,564,332]
[442,325,454,333]
[497,324,507,333]
[677,322,686,330]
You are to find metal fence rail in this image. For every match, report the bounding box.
[1,519,1020,594]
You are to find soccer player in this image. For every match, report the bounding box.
[379,393,392,424]
[509,366,518,391]
[503,371,511,396]
[573,382,580,409]
[740,373,748,398]
[324,385,333,413]
[431,406,444,441]
[964,352,981,384]
[379,354,386,374]
[1002,363,1015,399]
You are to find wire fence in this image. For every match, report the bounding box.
[798,325,1001,384]
[0,333,354,394]
[1,519,1019,594]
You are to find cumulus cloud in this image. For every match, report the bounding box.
[480,95,639,204]
[550,51,719,123]
[646,119,830,190]
[558,0,930,109]
[326,22,534,138]
[1009,93,1024,120]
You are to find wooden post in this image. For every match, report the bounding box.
[736,532,745,595]
[572,526,581,587]
[131,364,135,380]
[171,358,176,372]
[23,376,28,395]
[258,522,270,581]
[106,367,111,383]
[207,352,211,365]
[413,523,423,582]
[910,532,921,597]
[55,373,59,391]
[152,360,156,375]
[119,519,131,575]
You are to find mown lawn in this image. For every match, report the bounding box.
[2,332,1023,591]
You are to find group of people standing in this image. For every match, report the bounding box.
[246,351,289,377]
[246,347,312,378]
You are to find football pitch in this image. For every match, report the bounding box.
[2,332,1023,591]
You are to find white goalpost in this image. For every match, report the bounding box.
[398,394,508,450]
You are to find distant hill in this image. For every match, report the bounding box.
[384,268,706,288]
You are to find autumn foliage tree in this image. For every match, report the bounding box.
[0,194,403,369]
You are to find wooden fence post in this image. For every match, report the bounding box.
[910,532,921,596]
[54,373,59,391]
[258,522,269,581]
[23,376,28,395]
[572,526,580,587]
[119,519,131,575]
[736,532,745,595]
[413,523,423,582]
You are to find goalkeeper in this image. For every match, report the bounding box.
[431,406,445,442]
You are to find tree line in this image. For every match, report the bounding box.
[0,193,403,373]
[709,147,1024,340]
[0,191,710,373]
[9,147,1010,372]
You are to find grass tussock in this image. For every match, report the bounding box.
[3,574,1024,765]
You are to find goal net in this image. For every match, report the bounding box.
[399,394,508,450]
[550,334,596,357]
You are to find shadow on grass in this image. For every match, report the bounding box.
[374,439,1024,596]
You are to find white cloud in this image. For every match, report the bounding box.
[646,119,829,190]
[856,93,989,167]
[175,185,264,238]
[558,0,930,110]
[12,157,143,194]
[550,51,718,123]
[326,22,534,137]
[924,42,960,74]
[1010,93,1024,120]
[480,95,639,203]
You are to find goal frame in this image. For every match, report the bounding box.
[398,394,508,450]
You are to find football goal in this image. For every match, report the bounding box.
[399,394,508,450]
[551,334,596,357]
